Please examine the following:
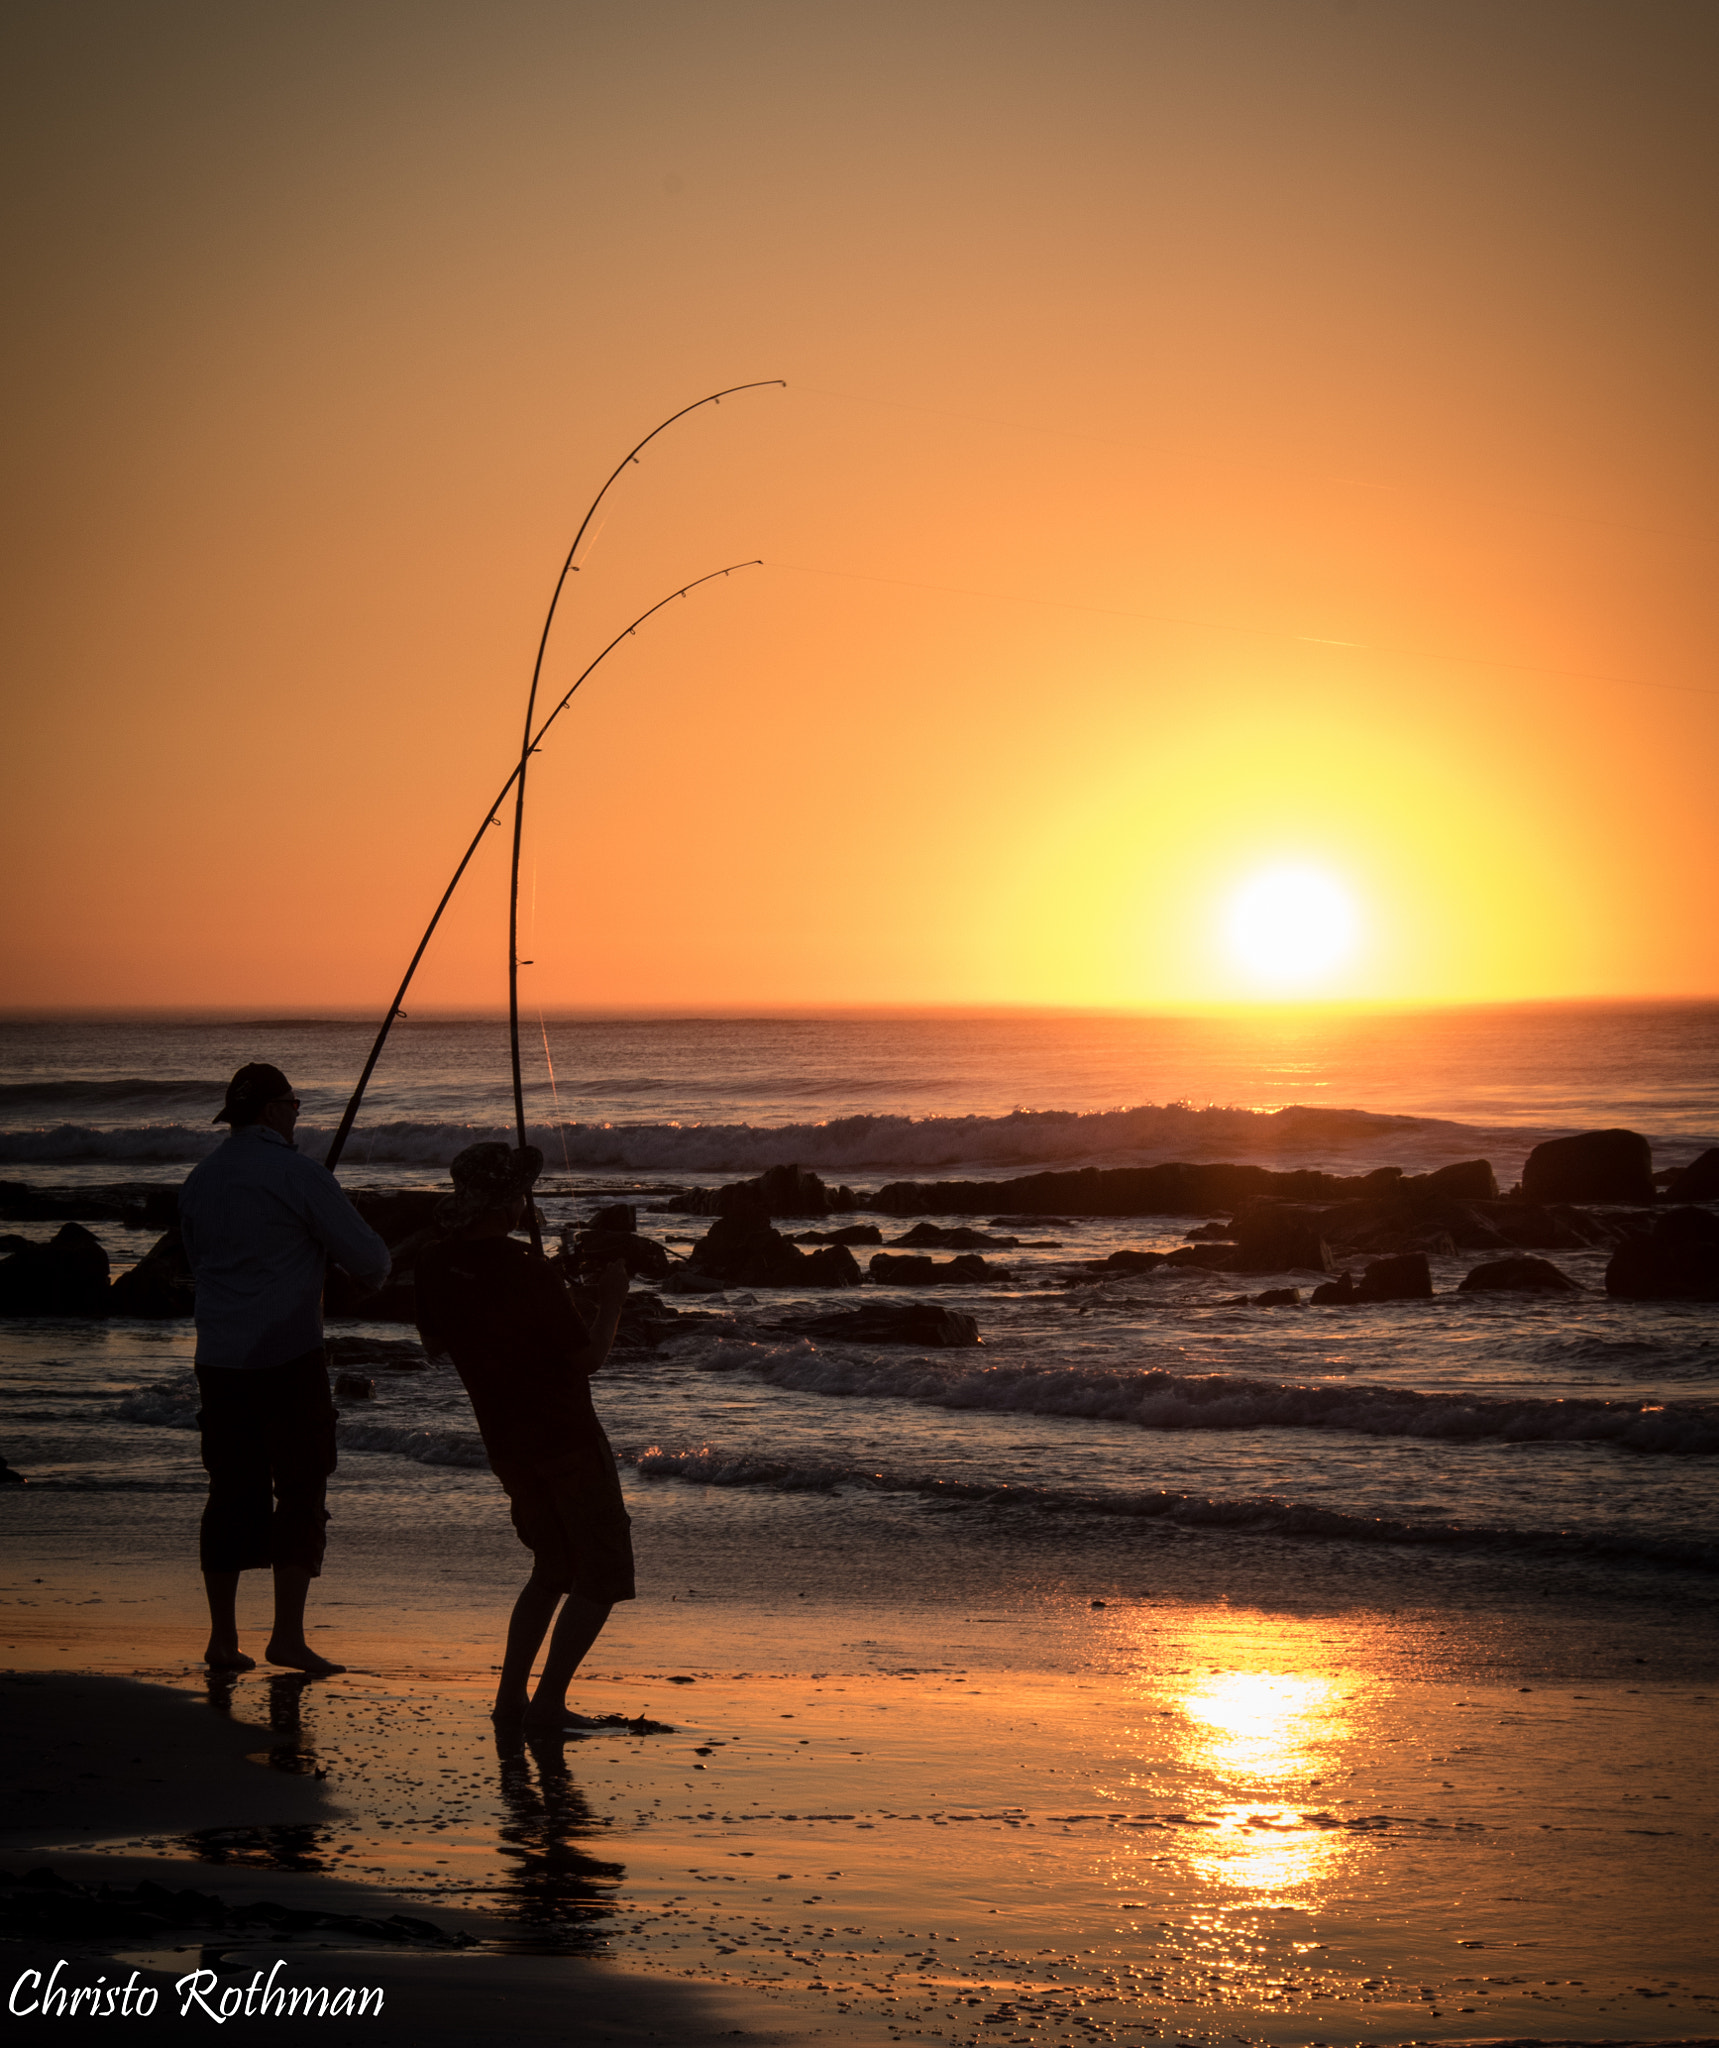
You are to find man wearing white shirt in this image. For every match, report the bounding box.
[179,1062,391,1674]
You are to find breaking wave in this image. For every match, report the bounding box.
[0,1101,1521,1174]
[686,1338,1719,1454]
[622,1440,1719,1571]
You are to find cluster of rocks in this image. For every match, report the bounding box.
[2,1127,1714,1322]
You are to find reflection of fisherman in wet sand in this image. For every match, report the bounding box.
[415,1143,633,1735]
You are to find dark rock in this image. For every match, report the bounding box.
[1162,1243,1238,1270]
[890,1223,1020,1250]
[326,1334,427,1371]
[772,1303,982,1347]
[686,1211,860,1289]
[665,1165,851,1219]
[791,1224,884,1246]
[566,1228,672,1280]
[1420,1159,1498,1201]
[868,1252,1010,1286]
[0,1234,30,1257]
[108,1227,196,1319]
[0,1457,24,1485]
[1251,1287,1302,1306]
[0,1223,111,1316]
[1089,1248,1170,1275]
[1458,1255,1581,1294]
[1605,1208,1719,1301]
[1662,1149,1719,1201]
[1310,1273,1360,1305]
[1520,1128,1654,1205]
[1184,1222,1235,1242]
[333,1372,375,1400]
[587,1202,638,1234]
[0,1180,181,1228]
[1226,1203,1336,1274]
[1345,1226,1458,1258]
[1477,1202,1614,1251]
[1355,1252,1433,1301]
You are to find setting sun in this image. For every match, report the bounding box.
[1224,866,1359,991]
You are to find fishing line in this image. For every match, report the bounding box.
[528,845,574,1175]
[792,381,1718,551]
[505,381,786,1253]
[768,558,1719,701]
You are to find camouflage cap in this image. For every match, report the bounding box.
[435,1141,544,1228]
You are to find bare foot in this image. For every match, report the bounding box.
[204,1643,256,1671]
[264,1637,346,1675]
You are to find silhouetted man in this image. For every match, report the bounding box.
[179,1062,390,1673]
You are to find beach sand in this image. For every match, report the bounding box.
[4,1480,1719,2048]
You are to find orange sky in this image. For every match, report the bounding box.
[3,0,1716,1013]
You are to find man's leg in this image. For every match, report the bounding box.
[522,1592,612,1731]
[494,1569,564,1720]
[265,1564,345,1675]
[261,1353,343,1674]
[202,1570,254,1671]
[196,1366,271,1669]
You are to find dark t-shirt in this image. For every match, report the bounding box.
[414,1235,604,1472]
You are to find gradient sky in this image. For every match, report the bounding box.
[4,0,1716,1012]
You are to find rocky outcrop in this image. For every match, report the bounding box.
[564,1227,672,1280]
[685,1206,862,1288]
[1605,1208,1719,1301]
[791,1224,884,1246]
[0,1180,182,1229]
[1458,1255,1580,1294]
[0,1223,111,1316]
[1310,1255,1433,1305]
[1422,1159,1499,1201]
[586,1202,638,1234]
[889,1223,1021,1250]
[868,1252,1012,1286]
[1251,1287,1302,1307]
[326,1334,428,1371]
[665,1165,859,1219]
[1520,1129,1654,1205]
[1355,1252,1433,1301]
[1225,1203,1336,1274]
[333,1372,375,1400]
[1086,1248,1171,1276]
[772,1303,981,1347]
[108,1227,196,1318]
[1661,1150,1719,1201]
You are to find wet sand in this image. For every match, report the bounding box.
[4,1579,1718,2046]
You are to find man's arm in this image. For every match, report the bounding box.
[294,1161,393,1294]
[572,1260,630,1376]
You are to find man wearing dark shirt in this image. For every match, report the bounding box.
[415,1142,631,1732]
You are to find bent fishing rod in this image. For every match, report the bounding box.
[321,562,763,1175]
[505,382,786,1243]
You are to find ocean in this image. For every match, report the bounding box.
[2,1002,1716,1602]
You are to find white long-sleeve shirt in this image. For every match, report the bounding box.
[179,1125,391,1369]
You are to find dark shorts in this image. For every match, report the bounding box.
[195,1350,338,1576]
[495,1432,635,1605]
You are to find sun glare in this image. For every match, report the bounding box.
[1224,866,1358,989]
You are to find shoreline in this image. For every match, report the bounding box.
[4,1560,1718,2045]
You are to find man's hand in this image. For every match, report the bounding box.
[595,1259,630,1310]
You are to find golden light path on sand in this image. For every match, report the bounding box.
[16,1598,1715,2045]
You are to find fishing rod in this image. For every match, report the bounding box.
[505,381,785,1251]
[322,562,763,1175]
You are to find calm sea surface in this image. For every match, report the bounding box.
[2,1004,1716,1604]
